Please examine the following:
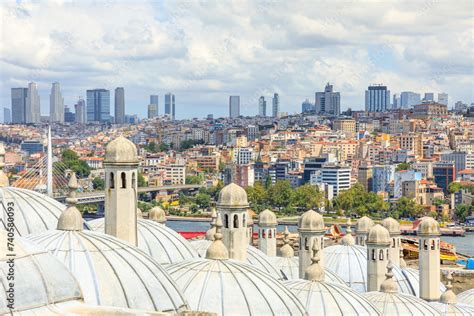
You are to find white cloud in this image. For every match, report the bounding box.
[0,0,472,118]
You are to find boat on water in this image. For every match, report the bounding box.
[401,237,466,261]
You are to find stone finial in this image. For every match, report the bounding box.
[399,248,407,269]
[440,272,457,304]
[0,142,9,187]
[205,208,218,241]
[341,218,355,245]
[279,226,294,258]
[298,209,324,232]
[304,242,325,282]
[367,224,391,245]
[206,214,229,260]
[380,261,398,293]
[65,172,78,206]
[149,206,166,223]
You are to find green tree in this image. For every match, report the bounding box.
[292,184,323,210]
[195,193,211,209]
[92,176,105,190]
[138,172,146,187]
[61,149,91,177]
[390,197,424,219]
[159,143,170,152]
[267,180,293,209]
[395,162,411,171]
[246,182,268,212]
[186,174,204,184]
[448,182,463,194]
[454,204,471,222]
[264,175,272,189]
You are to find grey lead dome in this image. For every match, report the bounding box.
[104,135,138,163]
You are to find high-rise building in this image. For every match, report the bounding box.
[372,165,395,194]
[400,91,421,109]
[3,107,11,124]
[272,93,280,117]
[258,96,266,116]
[74,97,86,124]
[11,87,28,124]
[423,92,434,102]
[26,82,41,123]
[86,89,110,123]
[229,96,240,118]
[315,83,340,115]
[433,162,455,194]
[365,84,390,112]
[150,95,159,113]
[148,104,159,119]
[114,87,125,124]
[165,93,175,120]
[64,106,75,123]
[392,93,399,109]
[49,82,64,123]
[438,93,448,106]
[301,99,313,113]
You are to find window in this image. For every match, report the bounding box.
[268,230,272,238]
[121,172,126,188]
[109,172,115,189]
[242,213,246,227]
[132,172,136,188]
[224,214,229,228]
[304,238,309,250]
[379,250,384,260]
[372,249,376,260]
[431,240,435,250]
[233,214,239,228]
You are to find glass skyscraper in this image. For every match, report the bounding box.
[272,93,279,117]
[165,93,175,120]
[258,96,266,116]
[11,87,28,124]
[229,95,240,118]
[365,85,390,112]
[86,89,110,123]
[114,87,125,124]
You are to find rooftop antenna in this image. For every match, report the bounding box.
[47,125,53,197]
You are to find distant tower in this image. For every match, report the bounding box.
[418,217,441,301]
[217,183,249,261]
[114,87,125,124]
[382,217,401,266]
[356,216,374,246]
[366,224,391,292]
[104,136,139,246]
[298,209,325,278]
[272,93,280,117]
[49,82,64,123]
[258,209,277,257]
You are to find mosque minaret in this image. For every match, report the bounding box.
[366,224,391,292]
[382,217,401,266]
[418,216,442,301]
[355,216,374,246]
[258,209,278,256]
[298,209,325,278]
[104,135,139,246]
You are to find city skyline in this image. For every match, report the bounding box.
[1,1,472,120]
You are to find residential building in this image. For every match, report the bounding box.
[413,102,447,119]
[365,84,390,112]
[11,87,28,123]
[79,157,104,169]
[399,133,423,157]
[74,98,86,124]
[302,154,336,183]
[272,93,280,117]
[26,82,41,123]
[229,96,240,118]
[114,87,125,124]
[372,165,395,195]
[49,82,64,123]
[165,93,175,120]
[258,96,266,116]
[402,180,444,208]
[393,170,422,198]
[235,147,253,165]
[315,83,340,115]
[358,163,373,192]
[86,89,110,123]
[234,164,254,188]
[440,151,474,177]
[312,163,351,196]
[333,119,356,134]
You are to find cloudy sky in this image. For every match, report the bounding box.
[1,0,473,119]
